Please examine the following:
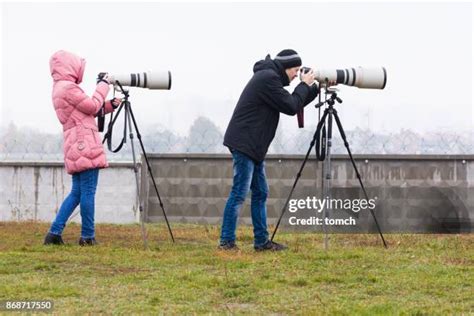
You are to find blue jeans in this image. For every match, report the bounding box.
[49,168,99,238]
[220,150,269,247]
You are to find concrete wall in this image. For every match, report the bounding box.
[2,155,473,233]
[141,154,474,233]
[0,162,139,224]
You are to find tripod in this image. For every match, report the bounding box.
[102,83,175,249]
[271,89,387,249]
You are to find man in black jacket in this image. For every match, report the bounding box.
[220,49,319,251]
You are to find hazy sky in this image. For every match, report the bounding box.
[1,2,472,136]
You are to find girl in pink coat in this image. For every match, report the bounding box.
[44,50,120,246]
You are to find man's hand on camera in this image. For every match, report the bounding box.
[327,80,337,87]
[301,69,315,86]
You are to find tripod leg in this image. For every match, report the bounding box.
[128,106,175,243]
[124,105,149,249]
[271,110,329,241]
[322,109,334,250]
[332,109,388,248]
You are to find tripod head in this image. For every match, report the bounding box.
[327,92,343,106]
[297,81,342,128]
[114,81,130,102]
[312,77,342,108]
[315,90,343,108]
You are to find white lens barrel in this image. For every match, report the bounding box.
[109,71,172,90]
[354,67,386,89]
[146,71,172,90]
[314,69,338,84]
[314,67,387,89]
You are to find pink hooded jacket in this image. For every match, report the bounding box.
[49,50,115,175]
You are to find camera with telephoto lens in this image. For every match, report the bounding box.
[300,66,387,89]
[97,71,172,90]
[95,70,172,132]
[296,66,387,128]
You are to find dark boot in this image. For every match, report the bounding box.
[218,240,239,251]
[79,237,97,246]
[44,233,65,245]
[254,240,288,252]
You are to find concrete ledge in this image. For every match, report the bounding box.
[142,154,474,233]
[143,153,474,161]
[0,163,139,224]
[2,155,473,233]
[0,161,140,167]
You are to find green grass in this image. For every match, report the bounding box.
[0,222,473,315]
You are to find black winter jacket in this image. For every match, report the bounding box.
[223,55,319,162]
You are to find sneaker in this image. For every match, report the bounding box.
[79,237,97,246]
[218,241,239,251]
[44,233,65,245]
[254,240,288,252]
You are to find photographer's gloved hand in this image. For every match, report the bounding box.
[111,98,122,109]
[301,69,315,86]
[97,72,111,85]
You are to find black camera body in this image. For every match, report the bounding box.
[299,67,313,82]
[301,66,312,74]
[97,72,108,84]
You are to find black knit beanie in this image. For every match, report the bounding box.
[274,49,302,69]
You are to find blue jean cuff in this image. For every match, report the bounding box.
[220,239,235,245]
[254,239,269,247]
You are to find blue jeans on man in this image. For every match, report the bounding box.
[220,149,269,247]
[49,168,99,239]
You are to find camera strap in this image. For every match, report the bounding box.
[97,104,105,132]
[102,103,127,153]
[315,117,327,161]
